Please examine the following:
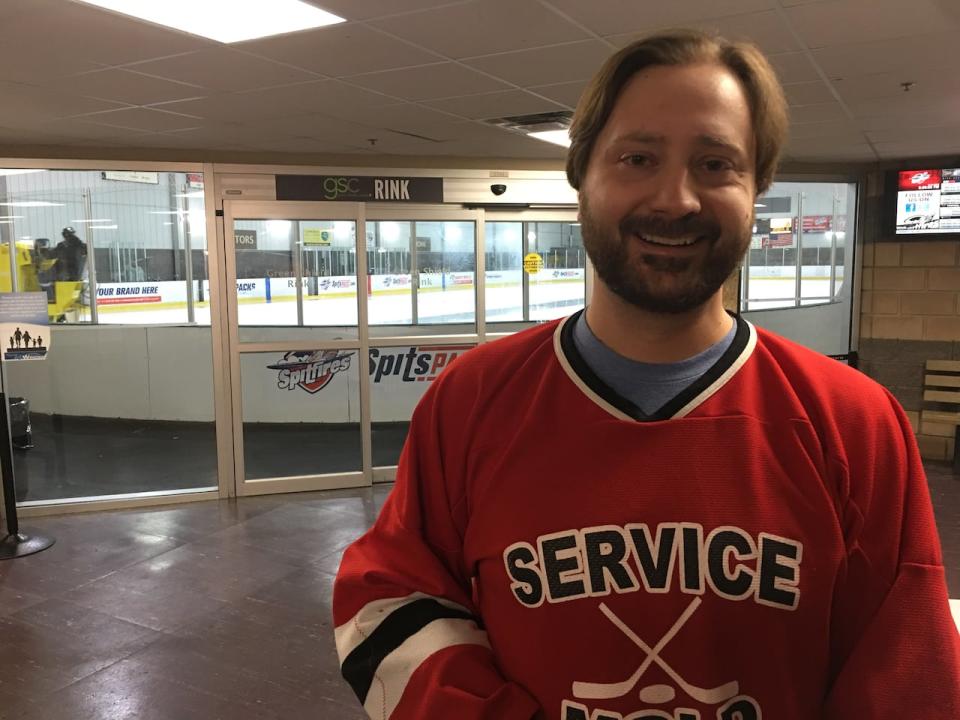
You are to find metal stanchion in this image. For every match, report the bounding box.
[0,355,54,559]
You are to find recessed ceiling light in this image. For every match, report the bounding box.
[527,130,571,148]
[74,0,345,44]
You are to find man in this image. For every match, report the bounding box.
[333,30,960,720]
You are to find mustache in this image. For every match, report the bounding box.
[619,214,721,240]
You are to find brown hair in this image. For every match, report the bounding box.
[566,29,788,196]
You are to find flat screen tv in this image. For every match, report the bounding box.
[892,167,960,236]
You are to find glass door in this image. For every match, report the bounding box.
[223,200,370,495]
[364,206,481,483]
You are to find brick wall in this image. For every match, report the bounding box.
[857,171,960,461]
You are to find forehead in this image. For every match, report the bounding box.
[601,63,753,151]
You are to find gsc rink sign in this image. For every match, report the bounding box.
[275,174,444,203]
[268,345,472,395]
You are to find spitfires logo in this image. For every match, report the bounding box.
[268,350,353,393]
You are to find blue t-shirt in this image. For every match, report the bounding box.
[572,311,737,416]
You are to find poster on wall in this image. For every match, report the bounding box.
[0,292,50,361]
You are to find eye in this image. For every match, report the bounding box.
[702,157,735,173]
[619,153,653,167]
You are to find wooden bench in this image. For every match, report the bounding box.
[921,360,960,470]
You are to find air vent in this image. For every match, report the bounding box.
[484,111,573,134]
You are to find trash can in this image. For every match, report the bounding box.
[8,396,32,450]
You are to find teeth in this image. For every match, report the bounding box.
[640,234,699,247]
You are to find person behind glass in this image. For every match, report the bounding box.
[55,226,87,282]
[333,29,960,720]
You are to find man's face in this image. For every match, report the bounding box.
[578,62,757,314]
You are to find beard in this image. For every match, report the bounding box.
[580,194,750,314]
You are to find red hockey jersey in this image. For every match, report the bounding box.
[333,312,960,720]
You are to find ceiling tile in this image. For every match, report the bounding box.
[866,124,960,145]
[848,93,960,122]
[811,32,955,78]
[767,52,821,85]
[153,81,397,123]
[784,140,877,162]
[40,69,204,106]
[873,137,960,159]
[787,118,863,140]
[31,120,151,141]
[369,0,589,59]
[788,102,848,124]
[12,1,215,66]
[784,80,836,106]
[527,81,588,108]
[606,9,801,56]
[424,91,566,120]
[351,104,466,138]
[832,70,960,104]
[785,0,957,49]
[233,23,440,77]
[0,82,130,125]
[464,41,611,88]
[81,108,204,133]
[542,0,775,36]
[344,63,511,101]
[126,49,320,93]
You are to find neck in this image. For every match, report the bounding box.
[585,281,734,363]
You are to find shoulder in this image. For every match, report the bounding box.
[752,323,891,409]
[411,318,565,428]
[436,318,563,389]
[750,324,908,461]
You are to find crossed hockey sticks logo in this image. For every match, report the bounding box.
[572,597,740,705]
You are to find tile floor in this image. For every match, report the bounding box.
[0,463,956,720]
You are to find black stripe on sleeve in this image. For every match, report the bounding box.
[341,598,483,705]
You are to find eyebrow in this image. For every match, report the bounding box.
[613,131,747,158]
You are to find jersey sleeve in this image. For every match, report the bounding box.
[824,388,960,717]
[332,382,543,720]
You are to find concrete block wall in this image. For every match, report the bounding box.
[858,239,960,461]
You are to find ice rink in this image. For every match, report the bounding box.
[86,274,845,327]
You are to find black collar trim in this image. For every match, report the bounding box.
[554,309,756,422]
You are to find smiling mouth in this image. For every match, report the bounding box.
[635,233,702,247]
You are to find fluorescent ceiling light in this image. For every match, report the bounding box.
[149,210,186,215]
[528,130,571,148]
[90,225,119,230]
[0,201,65,207]
[75,0,345,43]
[0,169,46,177]
[175,192,205,198]
[754,203,766,208]
[0,216,23,220]
[71,219,113,223]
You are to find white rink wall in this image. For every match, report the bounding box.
[3,326,475,424]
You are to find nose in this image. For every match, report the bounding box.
[645,164,701,219]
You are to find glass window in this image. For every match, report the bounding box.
[0,168,217,505]
[233,217,360,343]
[367,219,477,333]
[0,169,207,325]
[745,182,855,311]
[486,220,585,325]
